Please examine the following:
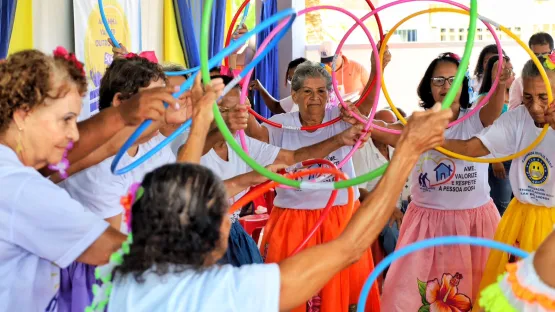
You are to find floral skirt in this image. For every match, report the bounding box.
[381,200,500,312]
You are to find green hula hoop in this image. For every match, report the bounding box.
[201,0,478,190]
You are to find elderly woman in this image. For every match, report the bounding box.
[105,106,452,311]
[347,52,510,312]
[246,60,380,311]
[0,49,219,311]
[442,56,555,310]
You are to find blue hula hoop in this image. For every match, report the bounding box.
[98,0,121,48]
[356,236,529,312]
[109,8,297,175]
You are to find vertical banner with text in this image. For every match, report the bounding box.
[73,0,140,120]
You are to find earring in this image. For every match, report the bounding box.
[15,127,23,155]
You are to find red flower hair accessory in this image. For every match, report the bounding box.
[53,46,85,76]
[124,51,159,64]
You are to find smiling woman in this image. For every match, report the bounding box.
[0,49,127,312]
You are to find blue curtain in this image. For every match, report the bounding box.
[174,0,226,66]
[208,0,225,58]
[0,0,17,59]
[254,0,278,118]
[174,0,200,67]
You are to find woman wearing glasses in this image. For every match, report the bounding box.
[344,52,510,312]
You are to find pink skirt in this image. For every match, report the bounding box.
[381,200,500,312]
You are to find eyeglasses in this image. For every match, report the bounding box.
[534,51,553,57]
[431,76,455,87]
[437,52,461,61]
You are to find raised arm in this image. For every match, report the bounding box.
[340,103,403,147]
[442,137,491,157]
[273,123,370,166]
[479,60,512,127]
[277,104,453,311]
[249,79,285,114]
[177,77,224,163]
[356,43,391,116]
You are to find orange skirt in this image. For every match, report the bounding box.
[260,201,381,312]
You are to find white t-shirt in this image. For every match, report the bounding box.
[200,135,280,203]
[59,133,176,220]
[280,96,299,113]
[0,144,109,312]
[263,107,360,209]
[353,139,401,208]
[477,106,555,207]
[108,263,281,312]
[411,108,491,210]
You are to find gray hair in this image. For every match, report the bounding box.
[521,56,555,79]
[291,60,333,92]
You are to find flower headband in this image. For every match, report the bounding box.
[124,51,159,64]
[53,46,85,76]
[86,183,143,312]
[544,51,555,70]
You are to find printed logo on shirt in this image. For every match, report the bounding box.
[524,153,550,185]
[416,155,477,193]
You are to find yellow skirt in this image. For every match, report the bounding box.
[473,198,555,311]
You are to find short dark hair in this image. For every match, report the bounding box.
[417,53,471,110]
[99,56,165,111]
[115,163,229,282]
[473,44,506,78]
[285,57,308,85]
[478,55,511,95]
[529,32,554,50]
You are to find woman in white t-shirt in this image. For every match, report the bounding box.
[0,49,222,312]
[442,56,555,309]
[354,52,511,311]
[195,75,370,268]
[249,57,307,114]
[0,49,127,312]
[97,109,452,311]
[246,60,381,311]
[57,56,194,312]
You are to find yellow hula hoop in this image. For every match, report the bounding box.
[379,8,551,163]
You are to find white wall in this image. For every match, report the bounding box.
[33,0,74,52]
[306,41,528,115]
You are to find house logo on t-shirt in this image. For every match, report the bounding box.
[524,152,550,185]
[417,156,457,190]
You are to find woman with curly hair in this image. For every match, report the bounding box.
[56,55,215,312]
[101,104,452,311]
[0,48,219,311]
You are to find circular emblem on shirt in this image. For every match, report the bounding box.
[524,155,549,185]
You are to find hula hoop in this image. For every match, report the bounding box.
[224,0,251,68]
[237,5,380,175]
[110,8,297,175]
[379,8,551,163]
[98,0,120,48]
[201,0,477,191]
[342,7,502,133]
[357,236,529,311]
[247,1,386,132]
[229,167,354,256]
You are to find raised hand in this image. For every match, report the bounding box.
[371,40,391,74]
[397,103,452,154]
[117,86,180,126]
[492,59,514,85]
[336,123,371,147]
[108,38,129,59]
